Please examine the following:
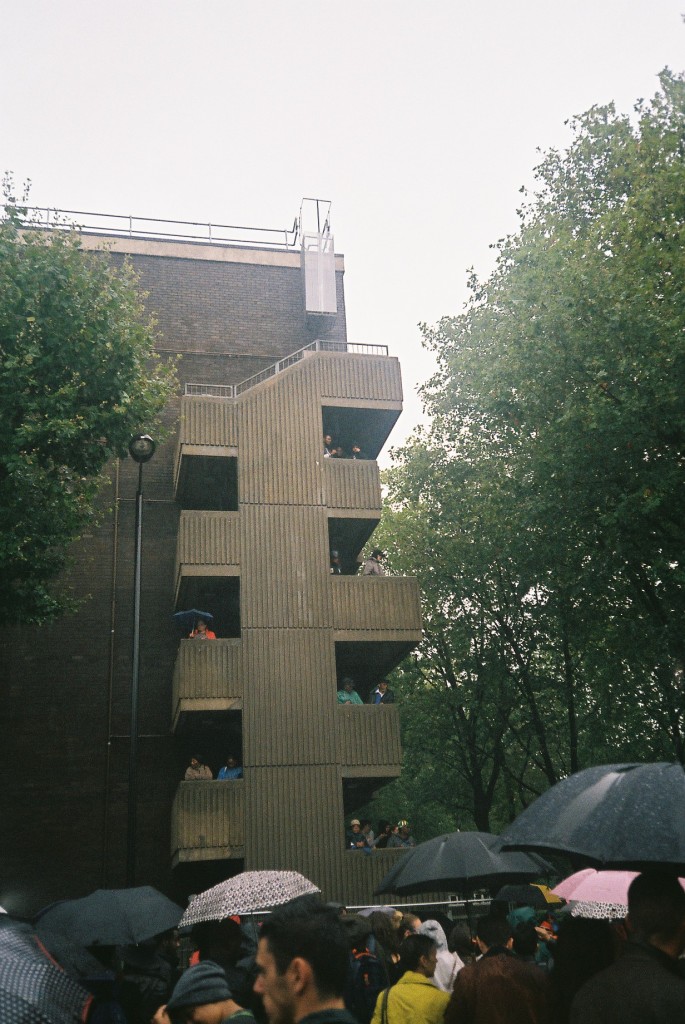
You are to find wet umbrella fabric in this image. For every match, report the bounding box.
[0,925,92,1024]
[172,609,214,632]
[180,870,320,927]
[553,868,685,916]
[494,883,561,908]
[34,887,183,947]
[374,831,552,896]
[500,762,685,870]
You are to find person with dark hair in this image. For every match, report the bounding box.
[185,755,213,780]
[189,617,216,639]
[368,911,402,984]
[371,934,449,1024]
[445,914,551,1024]
[217,755,243,781]
[254,901,356,1024]
[549,918,615,1024]
[190,918,256,1011]
[337,678,363,705]
[570,871,685,1022]
[362,549,385,576]
[388,821,416,849]
[368,680,395,705]
[447,924,476,968]
[419,920,464,993]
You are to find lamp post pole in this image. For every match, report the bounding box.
[126,434,155,886]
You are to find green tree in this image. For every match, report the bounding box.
[0,179,176,623]
[369,70,685,836]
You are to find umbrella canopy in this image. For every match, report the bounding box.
[494,883,562,908]
[0,925,92,1024]
[172,609,214,632]
[180,870,321,927]
[34,887,183,948]
[374,832,552,896]
[500,762,685,870]
[553,868,685,916]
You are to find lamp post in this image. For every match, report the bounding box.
[126,433,156,886]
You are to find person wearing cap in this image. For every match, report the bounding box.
[362,549,385,576]
[337,678,363,705]
[346,819,371,853]
[388,821,416,848]
[155,959,255,1024]
[369,680,395,705]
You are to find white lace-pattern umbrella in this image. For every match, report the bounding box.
[180,870,320,926]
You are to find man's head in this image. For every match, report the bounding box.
[627,871,685,957]
[255,901,349,1024]
[225,755,238,768]
[371,548,384,560]
[323,435,332,446]
[398,934,438,977]
[349,819,361,833]
[475,915,513,953]
[165,960,235,1024]
[378,680,388,693]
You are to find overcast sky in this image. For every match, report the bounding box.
[2,0,683,457]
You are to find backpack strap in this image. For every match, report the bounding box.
[380,986,390,1024]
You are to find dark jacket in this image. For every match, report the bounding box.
[369,687,395,704]
[445,947,551,1024]
[569,941,685,1024]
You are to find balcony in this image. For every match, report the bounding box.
[172,639,243,732]
[324,458,381,513]
[336,704,402,775]
[175,511,241,617]
[171,780,245,867]
[174,397,238,499]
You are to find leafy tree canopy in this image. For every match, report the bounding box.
[0,178,176,624]
[364,70,685,835]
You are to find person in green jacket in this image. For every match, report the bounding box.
[337,678,363,704]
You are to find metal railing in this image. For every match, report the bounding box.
[21,207,300,250]
[184,340,389,398]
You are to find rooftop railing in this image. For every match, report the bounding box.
[21,207,300,250]
[184,340,389,398]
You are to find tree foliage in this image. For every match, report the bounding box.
[0,178,176,624]
[367,71,685,836]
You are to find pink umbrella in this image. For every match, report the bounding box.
[553,869,685,906]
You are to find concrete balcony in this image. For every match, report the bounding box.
[172,639,243,732]
[174,397,238,498]
[324,458,381,514]
[332,576,422,637]
[171,779,245,867]
[175,511,241,604]
[335,704,402,777]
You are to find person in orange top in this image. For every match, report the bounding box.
[189,617,216,639]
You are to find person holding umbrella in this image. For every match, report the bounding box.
[190,617,216,640]
[570,871,685,1023]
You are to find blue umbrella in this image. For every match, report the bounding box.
[172,609,214,632]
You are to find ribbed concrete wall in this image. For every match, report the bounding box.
[237,370,323,506]
[332,577,422,633]
[315,353,403,403]
[171,780,245,863]
[172,639,243,703]
[335,705,402,767]
[242,628,337,767]
[178,396,238,447]
[244,765,344,896]
[324,459,381,511]
[176,512,241,567]
[239,506,330,628]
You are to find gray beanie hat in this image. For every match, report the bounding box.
[166,960,232,1011]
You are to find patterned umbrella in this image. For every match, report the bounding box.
[180,870,320,926]
[34,887,183,947]
[0,925,92,1024]
[554,868,685,920]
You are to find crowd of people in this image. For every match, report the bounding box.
[345,820,416,852]
[107,871,685,1023]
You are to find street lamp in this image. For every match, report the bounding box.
[126,434,156,886]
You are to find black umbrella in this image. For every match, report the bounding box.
[494,883,562,908]
[0,925,92,1024]
[34,887,183,948]
[374,831,552,896]
[500,762,685,870]
[172,609,214,632]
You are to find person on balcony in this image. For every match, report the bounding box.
[323,434,334,457]
[369,680,395,705]
[189,617,216,639]
[330,550,343,574]
[362,549,385,576]
[217,755,243,780]
[337,678,364,705]
[346,819,372,852]
[350,442,368,459]
[185,755,213,780]
[388,821,417,848]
